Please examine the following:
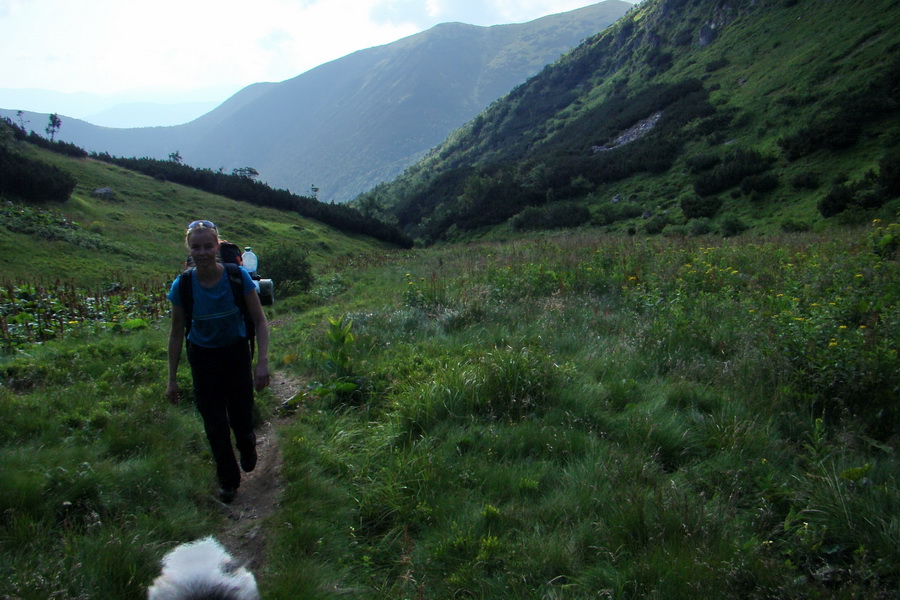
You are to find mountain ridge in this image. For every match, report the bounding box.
[0,1,631,203]
[359,0,900,242]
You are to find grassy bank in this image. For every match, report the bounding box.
[1,222,898,598]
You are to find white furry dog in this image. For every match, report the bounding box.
[147,536,260,600]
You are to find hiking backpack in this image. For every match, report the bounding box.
[178,263,255,358]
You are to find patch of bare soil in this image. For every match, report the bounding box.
[215,372,304,570]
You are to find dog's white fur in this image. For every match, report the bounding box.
[148,536,260,600]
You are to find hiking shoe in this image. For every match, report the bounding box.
[240,445,257,473]
[219,487,237,504]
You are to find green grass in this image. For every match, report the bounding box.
[1,145,392,286]
[2,203,898,597]
[258,222,898,598]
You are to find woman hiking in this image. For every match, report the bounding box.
[166,219,270,503]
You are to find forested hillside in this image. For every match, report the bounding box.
[357,0,900,243]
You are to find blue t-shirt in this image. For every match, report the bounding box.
[168,266,256,348]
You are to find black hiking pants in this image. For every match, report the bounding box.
[188,339,256,491]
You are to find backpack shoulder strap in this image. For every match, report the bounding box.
[178,268,195,346]
[224,263,255,359]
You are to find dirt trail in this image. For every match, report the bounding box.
[214,372,304,569]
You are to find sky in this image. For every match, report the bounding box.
[0,0,638,124]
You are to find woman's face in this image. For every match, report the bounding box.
[187,228,219,268]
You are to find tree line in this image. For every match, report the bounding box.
[0,117,412,248]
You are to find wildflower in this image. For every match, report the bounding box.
[839,325,848,330]
[829,340,838,348]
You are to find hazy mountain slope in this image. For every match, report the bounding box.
[360,0,900,242]
[0,1,630,203]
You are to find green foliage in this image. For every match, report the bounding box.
[2,225,899,598]
[264,227,898,598]
[680,194,723,219]
[0,329,230,599]
[92,153,412,248]
[365,0,900,243]
[0,141,76,202]
[509,202,591,232]
[262,242,314,296]
[308,316,364,406]
[693,149,775,197]
[0,277,167,351]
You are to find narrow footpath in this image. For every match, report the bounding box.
[214,371,303,569]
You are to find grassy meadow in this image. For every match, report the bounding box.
[1,213,898,598]
[0,145,392,286]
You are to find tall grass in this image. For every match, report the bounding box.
[1,221,897,598]
[268,222,897,598]
[0,328,277,599]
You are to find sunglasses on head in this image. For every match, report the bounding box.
[187,220,217,231]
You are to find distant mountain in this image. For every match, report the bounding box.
[0,1,631,203]
[360,0,900,243]
[0,85,241,127]
[82,101,222,128]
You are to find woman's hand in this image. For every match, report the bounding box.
[254,361,270,391]
[166,381,180,404]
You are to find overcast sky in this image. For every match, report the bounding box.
[1,0,637,97]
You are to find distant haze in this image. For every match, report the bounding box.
[0,2,632,203]
[0,1,640,128]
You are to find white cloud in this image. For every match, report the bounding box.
[0,0,637,97]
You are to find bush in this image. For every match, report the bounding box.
[781,218,811,233]
[693,149,774,196]
[790,172,820,190]
[0,147,76,202]
[643,214,669,235]
[688,218,713,236]
[680,195,723,219]
[720,215,748,237]
[509,203,592,232]
[741,173,779,196]
[593,201,644,226]
[818,181,886,218]
[685,153,721,174]
[261,243,314,296]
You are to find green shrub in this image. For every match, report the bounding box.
[509,203,591,232]
[0,146,76,202]
[790,171,820,190]
[720,215,748,237]
[680,195,723,219]
[780,218,811,232]
[693,149,774,196]
[741,173,779,196]
[263,243,314,296]
[688,218,714,236]
[685,153,721,174]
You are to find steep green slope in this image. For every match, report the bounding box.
[0,143,393,286]
[359,0,900,243]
